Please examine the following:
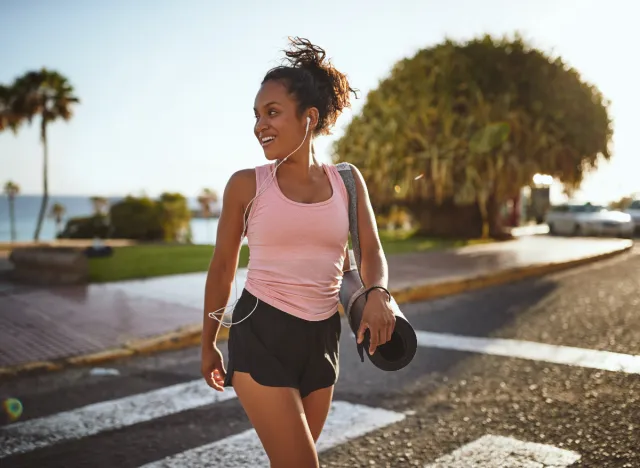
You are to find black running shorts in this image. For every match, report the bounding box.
[223,288,341,398]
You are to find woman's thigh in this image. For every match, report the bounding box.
[232,371,319,468]
[302,385,334,443]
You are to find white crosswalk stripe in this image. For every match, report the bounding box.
[424,434,581,467]
[416,331,640,374]
[0,379,237,458]
[139,401,405,468]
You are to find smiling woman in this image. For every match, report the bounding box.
[197,37,401,467]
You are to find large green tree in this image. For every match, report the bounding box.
[333,35,613,238]
[8,69,79,241]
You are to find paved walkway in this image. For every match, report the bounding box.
[0,236,632,369]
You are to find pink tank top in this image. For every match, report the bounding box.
[243,162,350,321]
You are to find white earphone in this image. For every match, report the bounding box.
[208,115,313,327]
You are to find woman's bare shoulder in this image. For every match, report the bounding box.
[224,168,257,198]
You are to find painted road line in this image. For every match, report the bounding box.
[416,330,640,374]
[425,434,581,467]
[139,401,406,468]
[0,380,236,458]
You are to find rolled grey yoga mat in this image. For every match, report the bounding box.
[337,163,417,372]
[339,268,417,371]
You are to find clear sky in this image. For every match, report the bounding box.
[1,0,637,204]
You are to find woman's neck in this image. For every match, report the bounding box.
[278,146,321,180]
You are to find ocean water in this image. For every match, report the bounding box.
[0,194,220,244]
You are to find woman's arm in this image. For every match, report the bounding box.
[349,165,395,355]
[202,168,255,346]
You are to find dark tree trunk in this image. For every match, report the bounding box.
[34,117,49,241]
[406,195,508,239]
[407,199,483,238]
[487,194,504,237]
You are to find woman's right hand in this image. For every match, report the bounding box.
[201,345,227,391]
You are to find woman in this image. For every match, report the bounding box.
[201,37,396,468]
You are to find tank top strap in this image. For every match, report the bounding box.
[324,163,349,208]
[254,162,274,191]
[246,163,275,229]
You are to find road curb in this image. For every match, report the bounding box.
[0,326,231,381]
[390,242,633,304]
[0,242,632,379]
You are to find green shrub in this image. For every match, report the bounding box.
[109,194,191,241]
[59,215,110,239]
[158,193,192,242]
[59,194,193,241]
[109,196,163,240]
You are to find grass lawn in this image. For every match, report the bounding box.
[88,244,247,283]
[88,232,492,283]
[377,229,492,255]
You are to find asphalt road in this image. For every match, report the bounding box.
[1,244,639,467]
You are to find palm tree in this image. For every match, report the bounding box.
[48,202,66,237]
[197,188,219,242]
[3,181,20,242]
[0,84,22,133]
[197,188,218,217]
[90,196,109,216]
[89,196,111,239]
[10,69,79,241]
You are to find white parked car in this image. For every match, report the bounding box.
[546,203,634,238]
[624,199,640,235]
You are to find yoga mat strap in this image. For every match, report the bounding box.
[336,163,417,372]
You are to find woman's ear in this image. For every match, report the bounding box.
[307,107,320,130]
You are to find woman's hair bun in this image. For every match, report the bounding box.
[263,37,358,135]
[283,37,328,70]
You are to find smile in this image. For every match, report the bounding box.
[261,136,275,147]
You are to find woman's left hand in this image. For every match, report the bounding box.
[357,289,397,355]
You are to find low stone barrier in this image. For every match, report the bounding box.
[9,247,89,285]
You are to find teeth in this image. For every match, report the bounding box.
[261,136,275,143]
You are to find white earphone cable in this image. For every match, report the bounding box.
[207,117,312,327]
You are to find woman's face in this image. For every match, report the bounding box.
[253,80,308,161]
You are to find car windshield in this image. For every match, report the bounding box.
[569,204,604,213]
[629,200,640,210]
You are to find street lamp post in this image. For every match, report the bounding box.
[530,174,553,224]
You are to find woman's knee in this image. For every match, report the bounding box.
[232,372,319,467]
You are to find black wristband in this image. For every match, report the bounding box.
[365,285,391,301]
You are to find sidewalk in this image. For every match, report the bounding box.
[0,236,633,374]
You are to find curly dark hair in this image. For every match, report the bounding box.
[262,37,359,136]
